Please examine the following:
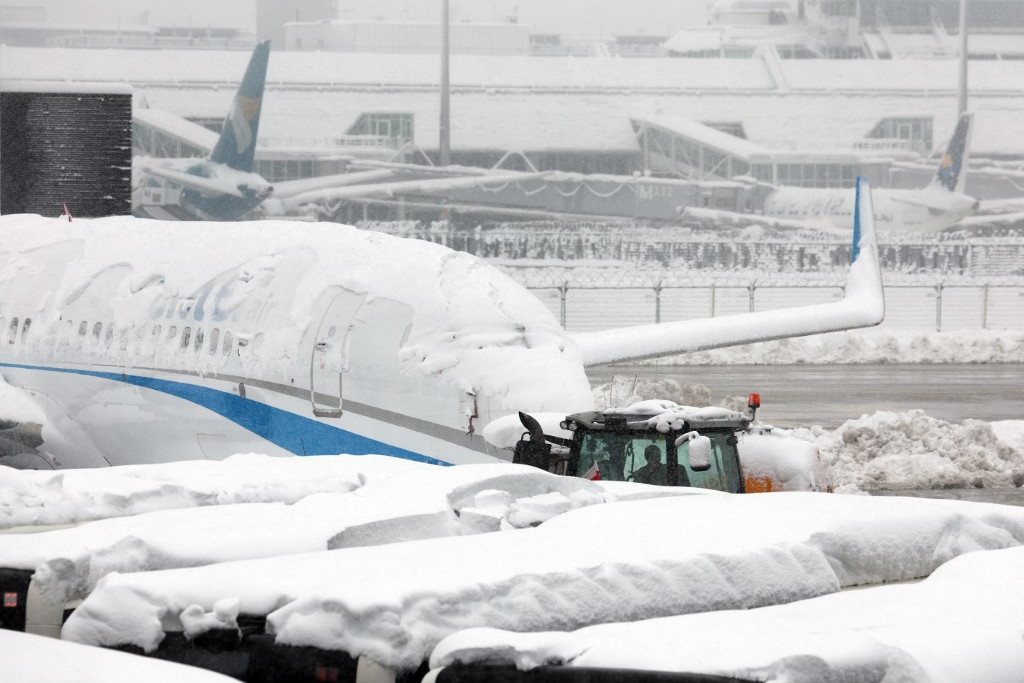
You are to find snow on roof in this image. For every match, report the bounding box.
[631,114,769,157]
[1,46,1021,154]
[0,79,132,95]
[603,399,748,427]
[133,107,219,150]
[0,214,593,417]
[2,629,238,683]
[0,460,674,606]
[431,544,1024,679]
[62,492,1024,670]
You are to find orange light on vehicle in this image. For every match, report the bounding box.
[747,393,761,409]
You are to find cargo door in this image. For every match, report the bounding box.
[310,287,365,418]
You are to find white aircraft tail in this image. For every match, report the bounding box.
[927,112,973,195]
[571,177,885,366]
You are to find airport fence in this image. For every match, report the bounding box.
[509,279,1024,333]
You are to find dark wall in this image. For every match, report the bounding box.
[1,91,132,217]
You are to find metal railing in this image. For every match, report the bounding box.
[519,282,1024,332]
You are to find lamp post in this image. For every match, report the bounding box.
[439,0,451,166]
[958,0,968,115]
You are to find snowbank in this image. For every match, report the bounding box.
[0,452,419,529]
[431,545,1024,683]
[1,629,237,683]
[62,492,1024,670]
[647,328,1024,365]
[797,410,1024,492]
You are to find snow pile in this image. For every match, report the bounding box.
[0,461,677,607]
[592,376,712,411]
[647,328,1024,365]
[432,545,1024,682]
[0,453,420,529]
[796,410,1024,492]
[1,629,237,683]
[63,493,1024,670]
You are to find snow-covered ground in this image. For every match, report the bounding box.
[0,452,414,529]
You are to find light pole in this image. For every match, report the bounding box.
[958,0,968,115]
[439,0,451,166]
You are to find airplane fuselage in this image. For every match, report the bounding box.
[762,186,978,234]
[0,215,593,469]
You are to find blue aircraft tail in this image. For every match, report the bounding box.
[209,41,271,173]
[929,112,973,194]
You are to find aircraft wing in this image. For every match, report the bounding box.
[138,165,246,199]
[681,206,847,236]
[571,177,885,366]
[270,169,396,199]
[278,171,548,211]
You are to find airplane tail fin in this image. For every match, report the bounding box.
[928,112,973,194]
[209,40,271,173]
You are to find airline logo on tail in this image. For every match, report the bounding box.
[934,113,972,193]
[228,95,261,155]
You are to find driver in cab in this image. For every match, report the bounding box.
[632,444,666,485]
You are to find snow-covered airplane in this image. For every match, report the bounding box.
[0,178,883,470]
[133,41,540,221]
[685,113,978,234]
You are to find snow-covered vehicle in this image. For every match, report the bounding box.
[508,397,831,493]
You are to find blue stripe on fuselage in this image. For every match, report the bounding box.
[0,362,450,466]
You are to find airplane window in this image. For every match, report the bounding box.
[152,324,162,339]
[79,321,88,336]
[167,326,178,344]
[104,325,115,348]
[223,331,233,355]
[8,317,19,344]
[181,327,192,349]
[92,322,103,343]
[208,328,220,355]
[21,318,31,344]
[194,328,204,352]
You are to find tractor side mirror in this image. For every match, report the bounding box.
[687,436,713,472]
[676,432,713,472]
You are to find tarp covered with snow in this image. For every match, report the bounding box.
[432,545,1024,683]
[63,492,1024,670]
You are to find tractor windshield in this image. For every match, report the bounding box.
[576,431,667,483]
[575,428,742,492]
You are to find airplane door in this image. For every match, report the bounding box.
[310,287,366,418]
